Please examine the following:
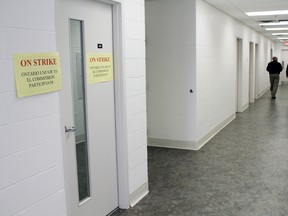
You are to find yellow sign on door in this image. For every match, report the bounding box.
[13,52,62,98]
[86,53,113,84]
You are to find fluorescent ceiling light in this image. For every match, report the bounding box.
[277,37,288,40]
[265,27,288,31]
[246,10,288,16]
[272,33,288,35]
[259,21,288,26]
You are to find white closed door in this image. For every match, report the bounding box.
[57,0,118,215]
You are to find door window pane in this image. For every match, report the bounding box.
[70,19,90,202]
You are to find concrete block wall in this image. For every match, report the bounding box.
[0,1,66,216]
[146,0,197,145]
[196,0,238,142]
[146,0,281,150]
[195,0,277,141]
[0,0,148,214]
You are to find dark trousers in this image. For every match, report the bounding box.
[269,74,280,97]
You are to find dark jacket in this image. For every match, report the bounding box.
[266,61,283,74]
[286,64,288,77]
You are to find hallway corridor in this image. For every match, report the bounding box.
[113,84,288,216]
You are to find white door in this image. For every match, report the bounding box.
[57,0,119,215]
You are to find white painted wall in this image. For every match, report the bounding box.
[0,0,148,214]
[281,48,288,84]
[0,1,66,216]
[146,0,197,144]
[196,0,236,142]
[276,43,288,84]
[195,0,276,141]
[146,0,281,150]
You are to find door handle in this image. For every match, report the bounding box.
[65,126,76,134]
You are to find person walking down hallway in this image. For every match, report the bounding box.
[266,56,283,99]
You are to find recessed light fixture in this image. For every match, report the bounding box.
[259,21,288,26]
[265,27,288,31]
[272,33,288,35]
[246,10,288,16]
[277,37,288,40]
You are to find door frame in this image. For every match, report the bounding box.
[249,42,255,103]
[236,38,243,113]
[109,0,130,209]
[56,0,130,211]
[255,43,259,99]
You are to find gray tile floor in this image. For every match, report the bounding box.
[112,85,288,216]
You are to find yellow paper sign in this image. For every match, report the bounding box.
[13,52,62,98]
[86,53,113,84]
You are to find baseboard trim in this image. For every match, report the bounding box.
[129,182,149,207]
[196,113,235,150]
[148,113,235,151]
[148,138,198,150]
[257,87,269,99]
[239,102,249,113]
